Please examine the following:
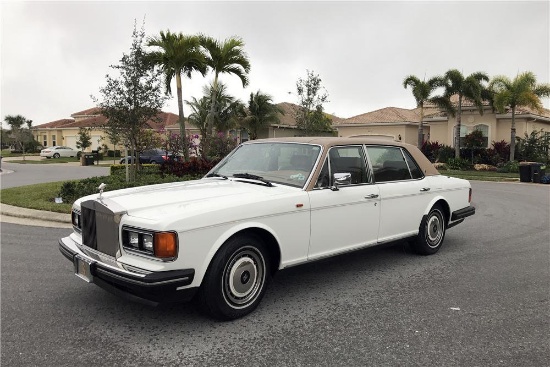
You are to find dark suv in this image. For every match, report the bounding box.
[120,149,180,164]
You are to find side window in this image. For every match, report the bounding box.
[366,146,412,182]
[328,146,369,186]
[403,150,423,179]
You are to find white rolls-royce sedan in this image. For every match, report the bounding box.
[59,137,475,320]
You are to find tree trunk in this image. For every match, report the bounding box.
[207,74,219,136]
[455,95,463,158]
[176,73,189,161]
[510,106,516,162]
[417,104,424,149]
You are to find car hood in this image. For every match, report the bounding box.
[75,178,304,229]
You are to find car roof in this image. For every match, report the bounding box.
[243,136,440,190]
[245,136,409,148]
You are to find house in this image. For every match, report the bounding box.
[335,96,550,148]
[32,108,187,151]
[33,103,342,151]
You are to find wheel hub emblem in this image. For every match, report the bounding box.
[241,271,251,284]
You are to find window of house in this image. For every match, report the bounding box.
[52,135,56,146]
[474,124,489,148]
[43,135,47,146]
[455,124,489,148]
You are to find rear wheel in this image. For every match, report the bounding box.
[197,234,271,320]
[410,204,446,255]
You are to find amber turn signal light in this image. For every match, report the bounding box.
[154,232,178,258]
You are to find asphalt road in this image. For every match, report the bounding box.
[1,181,549,366]
[0,161,110,189]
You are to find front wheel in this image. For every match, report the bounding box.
[53,153,60,158]
[410,204,446,255]
[197,234,271,320]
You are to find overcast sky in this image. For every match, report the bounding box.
[1,1,549,128]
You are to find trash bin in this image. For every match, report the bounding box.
[531,163,545,183]
[85,154,95,165]
[519,162,532,182]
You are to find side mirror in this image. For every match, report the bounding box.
[331,172,352,190]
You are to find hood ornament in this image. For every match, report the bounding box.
[98,183,106,201]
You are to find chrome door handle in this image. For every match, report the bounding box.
[365,194,379,199]
[420,187,431,192]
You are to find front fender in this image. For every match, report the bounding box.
[196,221,282,285]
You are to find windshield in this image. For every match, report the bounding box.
[208,142,322,188]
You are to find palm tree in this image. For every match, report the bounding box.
[4,114,32,159]
[403,75,441,148]
[490,72,550,161]
[186,83,245,153]
[200,36,251,136]
[186,95,210,139]
[433,69,489,158]
[245,91,283,140]
[209,83,246,134]
[147,31,206,161]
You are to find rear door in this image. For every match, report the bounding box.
[366,145,435,242]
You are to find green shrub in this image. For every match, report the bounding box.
[496,161,519,173]
[437,146,455,163]
[446,157,473,170]
[57,173,193,204]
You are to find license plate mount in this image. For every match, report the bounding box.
[74,255,94,283]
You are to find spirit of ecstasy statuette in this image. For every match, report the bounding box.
[98,183,106,202]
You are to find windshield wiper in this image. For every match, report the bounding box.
[232,173,273,187]
[206,173,228,179]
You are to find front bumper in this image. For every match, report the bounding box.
[59,236,197,305]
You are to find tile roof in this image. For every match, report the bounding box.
[33,119,75,129]
[34,109,180,130]
[71,107,102,117]
[341,107,421,125]
[274,102,344,126]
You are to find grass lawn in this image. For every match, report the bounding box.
[0,149,40,158]
[439,169,519,181]
[1,181,73,213]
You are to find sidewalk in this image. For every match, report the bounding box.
[0,203,72,228]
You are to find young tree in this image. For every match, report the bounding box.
[147,31,206,161]
[432,69,489,158]
[244,91,283,140]
[76,127,92,152]
[294,70,333,136]
[200,36,251,136]
[94,20,168,181]
[403,75,442,148]
[489,72,550,161]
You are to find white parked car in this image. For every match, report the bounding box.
[40,146,76,158]
[59,137,475,320]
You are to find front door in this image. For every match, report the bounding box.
[308,145,380,260]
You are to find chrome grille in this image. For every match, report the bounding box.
[80,200,120,258]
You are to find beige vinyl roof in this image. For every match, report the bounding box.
[248,136,439,191]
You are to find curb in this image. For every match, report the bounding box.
[0,203,71,224]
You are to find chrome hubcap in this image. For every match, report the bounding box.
[426,212,443,248]
[223,248,265,308]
